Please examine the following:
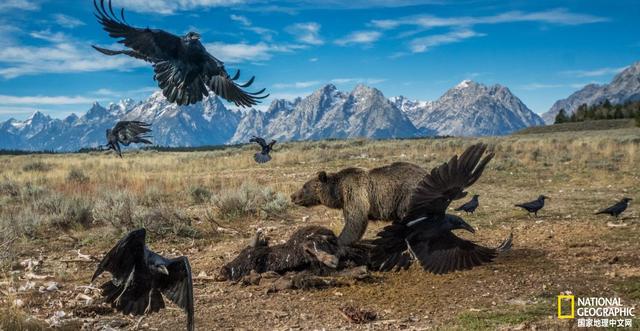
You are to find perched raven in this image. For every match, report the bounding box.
[92,229,194,331]
[92,0,268,107]
[249,136,276,164]
[105,121,152,157]
[371,144,512,274]
[596,197,632,219]
[515,195,549,217]
[454,194,480,214]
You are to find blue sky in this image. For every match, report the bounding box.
[0,0,638,121]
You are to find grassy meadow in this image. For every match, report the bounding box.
[1,127,639,330]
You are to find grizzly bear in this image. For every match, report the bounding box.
[290,162,428,245]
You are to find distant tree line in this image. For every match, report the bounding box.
[0,149,56,156]
[554,99,640,127]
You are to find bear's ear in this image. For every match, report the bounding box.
[318,171,328,183]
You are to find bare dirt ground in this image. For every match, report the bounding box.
[1,129,639,330]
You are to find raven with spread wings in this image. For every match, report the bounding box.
[249,136,276,164]
[92,229,194,331]
[105,121,153,157]
[371,143,512,274]
[92,0,268,107]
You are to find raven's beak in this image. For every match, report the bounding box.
[158,265,169,275]
[461,221,476,234]
[192,33,201,40]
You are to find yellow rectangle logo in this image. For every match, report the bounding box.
[558,295,575,319]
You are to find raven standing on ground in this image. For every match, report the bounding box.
[92,229,194,331]
[596,197,632,219]
[92,0,268,107]
[515,195,549,217]
[105,121,153,158]
[371,144,512,274]
[454,194,480,214]
[249,136,276,164]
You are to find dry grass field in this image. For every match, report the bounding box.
[1,127,639,330]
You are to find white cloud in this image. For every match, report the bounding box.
[561,66,627,77]
[0,0,38,12]
[272,81,320,89]
[0,106,44,115]
[519,81,604,90]
[111,0,247,14]
[53,14,85,28]
[330,77,386,84]
[371,8,608,30]
[335,31,381,46]
[91,86,157,97]
[286,22,323,45]
[30,30,67,43]
[519,83,567,91]
[229,14,276,41]
[0,32,147,79]
[230,14,251,26]
[205,42,304,64]
[409,29,484,53]
[0,94,97,105]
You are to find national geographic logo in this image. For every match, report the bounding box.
[558,294,635,328]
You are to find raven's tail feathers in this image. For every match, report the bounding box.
[370,223,412,272]
[254,153,272,164]
[497,233,513,253]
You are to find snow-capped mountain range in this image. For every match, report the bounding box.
[0,80,545,151]
[542,61,640,124]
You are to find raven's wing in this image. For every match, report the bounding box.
[454,200,472,211]
[411,232,512,274]
[92,228,146,282]
[249,136,268,148]
[596,201,623,214]
[404,143,494,222]
[93,0,182,61]
[372,144,494,271]
[515,200,538,209]
[254,152,272,164]
[92,229,157,315]
[158,257,194,331]
[203,58,269,108]
[112,121,152,146]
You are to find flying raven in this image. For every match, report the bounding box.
[249,136,276,164]
[92,229,194,331]
[454,194,480,214]
[515,195,549,217]
[371,144,512,274]
[596,197,632,219]
[92,0,268,107]
[105,121,153,157]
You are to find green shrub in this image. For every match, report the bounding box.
[0,179,20,197]
[22,161,53,172]
[190,186,212,204]
[212,182,290,220]
[66,168,89,184]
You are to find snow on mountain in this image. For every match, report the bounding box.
[391,80,543,136]
[229,84,419,143]
[0,80,547,151]
[542,61,640,124]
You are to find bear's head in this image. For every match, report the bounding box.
[291,171,341,208]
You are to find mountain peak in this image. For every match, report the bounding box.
[455,80,477,89]
[542,59,640,123]
[28,110,46,120]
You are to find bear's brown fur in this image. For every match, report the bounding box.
[291,162,428,245]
